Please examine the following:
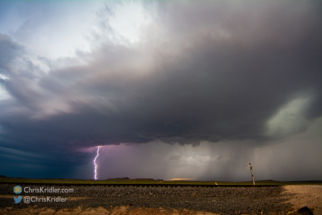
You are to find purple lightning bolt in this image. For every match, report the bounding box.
[94,146,101,180]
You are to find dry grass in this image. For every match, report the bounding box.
[1,177,321,186]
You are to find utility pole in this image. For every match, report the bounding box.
[247,162,255,186]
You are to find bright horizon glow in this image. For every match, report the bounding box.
[167,178,196,181]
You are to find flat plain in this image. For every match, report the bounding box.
[0,178,321,215]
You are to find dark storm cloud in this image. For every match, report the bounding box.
[0,1,322,178]
[0,34,23,74]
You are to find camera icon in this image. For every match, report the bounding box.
[23,196,30,204]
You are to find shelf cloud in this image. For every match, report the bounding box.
[0,0,321,180]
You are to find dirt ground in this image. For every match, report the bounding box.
[1,205,219,215]
[282,185,322,215]
[0,185,321,215]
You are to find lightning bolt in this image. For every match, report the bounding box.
[94,146,101,180]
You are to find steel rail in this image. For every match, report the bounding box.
[0,182,278,187]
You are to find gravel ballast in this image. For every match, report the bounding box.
[0,184,293,214]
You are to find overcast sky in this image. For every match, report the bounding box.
[0,0,321,181]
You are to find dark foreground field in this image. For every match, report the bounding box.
[0,179,321,215]
[0,183,294,214]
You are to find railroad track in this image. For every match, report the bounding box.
[0,182,278,187]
